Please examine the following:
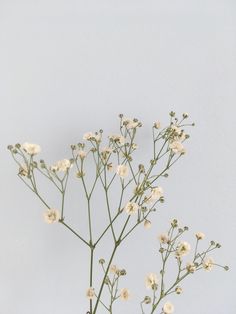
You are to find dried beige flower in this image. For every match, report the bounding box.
[145,273,158,290]
[22,142,41,155]
[124,202,139,215]
[51,159,72,172]
[144,220,152,229]
[203,258,214,271]
[163,301,174,314]
[169,141,185,154]
[186,262,196,273]
[195,232,205,240]
[116,164,129,178]
[176,241,191,257]
[120,288,131,301]
[86,287,95,299]
[158,233,169,244]
[43,208,60,224]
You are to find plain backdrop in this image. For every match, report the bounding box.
[0,1,236,314]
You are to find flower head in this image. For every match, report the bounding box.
[43,208,60,224]
[158,233,169,244]
[176,241,191,257]
[51,159,72,172]
[144,220,152,229]
[120,288,131,301]
[78,150,87,159]
[195,232,205,240]
[186,262,196,273]
[163,301,174,314]
[154,121,161,129]
[147,186,163,203]
[86,287,95,299]
[203,257,214,271]
[122,117,140,129]
[109,134,125,146]
[145,273,158,290]
[169,141,185,154]
[124,202,139,215]
[22,142,41,155]
[83,132,101,142]
[116,164,129,178]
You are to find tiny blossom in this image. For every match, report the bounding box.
[22,142,41,155]
[101,147,113,160]
[86,287,95,299]
[43,208,60,224]
[147,186,163,203]
[163,301,174,314]
[51,159,72,172]
[83,132,100,142]
[143,296,152,304]
[107,162,114,171]
[109,264,118,274]
[203,257,214,271]
[116,164,129,178]
[175,286,182,294]
[145,273,158,290]
[170,125,182,135]
[122,117,139,129]
[158,233,169,244]
[196,232,205,240]
[124,202,139,215]
[169,141,185,154]
[183,112,189,118]
[176,241,191,257]
[186,262,196,273]
[120,288,131,301]
[109,134,125,145]
[19,164,29,176]
[144,220,152,229]
[78,150,87,159]
[154,121,161,129]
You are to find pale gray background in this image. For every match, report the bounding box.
[0,0,235,313]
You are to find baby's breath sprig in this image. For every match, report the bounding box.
[141,220,229,314]
[8,113,228,314]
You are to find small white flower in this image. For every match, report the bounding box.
[203,257,214,271]
[86,287,95,299]
[144,220,152,229]
[109,264,118,274]
[122,117,139,129]
[186,262,196,273]
[163,301,174,314]
[22,142,41,155]
[169,141,185,154]
[107,162,114,172]
[145,273,158,290]
[18,164,29,176]
[109,134,125,145]
[195,232,205,240]
[51,159,72,172]
[120,288,131,301]
[158,233,169,244]
[154,121,161,129]
[147,186,163,203]
[175,286,182,294]
[176,241,191,257]
[83,132,100,142]
[78,150,87,159]
[124,202,139,215]
[43,208,60,224]
[83,132,94,140]
[116,164,129,178]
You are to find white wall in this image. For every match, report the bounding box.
[0,1,235,313]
